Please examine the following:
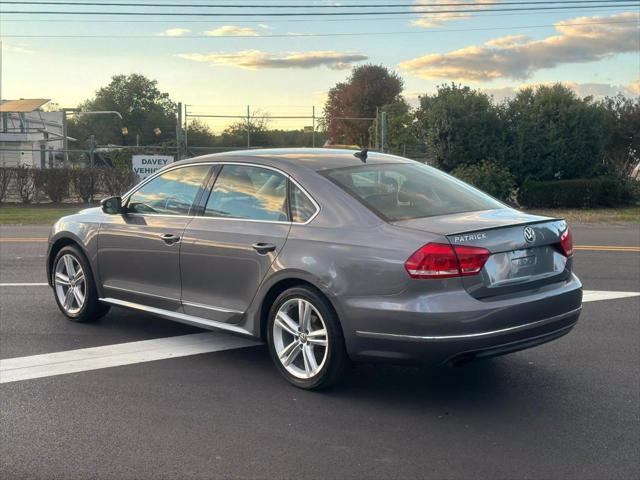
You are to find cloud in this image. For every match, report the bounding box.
[158,28,191,37]
[203,25,260,37]
[176,50,368,70]
[399,12,639,81]
[482,81,639,102]
[411,0,501,28]
[2,43,35,54]
[485,35,530,47]
[629,79,640,95]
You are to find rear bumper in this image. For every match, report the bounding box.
[354,307,580,365]
[341,273,582,364]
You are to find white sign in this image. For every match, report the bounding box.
[132,155,174,178]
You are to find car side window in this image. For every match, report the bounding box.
[204,165,288,222]
[127,165,211,216]
[290,182,317,223]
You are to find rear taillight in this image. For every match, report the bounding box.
[404,243,490,279]
[455,245,491,276]
[559,227,573,257]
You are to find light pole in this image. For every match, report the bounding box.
[62,109,123,163]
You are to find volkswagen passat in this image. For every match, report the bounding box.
[47,149,582,389]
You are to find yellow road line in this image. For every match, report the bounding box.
[0,237,48,243]
[574,246,640,252]
[0,237,638,252]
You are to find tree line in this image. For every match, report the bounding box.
[323,65,638,205]
[66,68,638,206]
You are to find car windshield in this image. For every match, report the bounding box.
[323,162,504,221]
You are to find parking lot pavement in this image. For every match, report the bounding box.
[1,223,639,479]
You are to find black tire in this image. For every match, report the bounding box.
[267,286,349,390]
[52,245,110,323]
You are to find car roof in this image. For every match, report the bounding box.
[175,148,411,171]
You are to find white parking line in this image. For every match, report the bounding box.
[0,287,637,384]
[582,290,640,302]
[0,332,261,384]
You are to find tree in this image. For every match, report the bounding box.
[378,99,419,155]
[68,74,177,147]
[186,119,217,147]
[324,65,404,146]
[503,84,608,184]
[221,110,270,146]
[414,83,505,172]
[598,94,640,175]
[451,160,515,201]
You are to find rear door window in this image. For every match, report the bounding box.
[204,164,288,221]
[290,183,317,223]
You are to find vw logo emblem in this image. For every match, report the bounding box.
[523,226,536,243]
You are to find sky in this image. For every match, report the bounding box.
[1,0,639,131]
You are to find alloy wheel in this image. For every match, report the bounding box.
[272,298,329,379]
[54,254,86,315]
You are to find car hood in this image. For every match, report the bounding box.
[391,208,557,236]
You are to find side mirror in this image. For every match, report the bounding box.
[101,196,123,214]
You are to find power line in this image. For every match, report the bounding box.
[1,0,634,7]
[2,5,633,22]
[3,2,639,15]
[2,19,636,37]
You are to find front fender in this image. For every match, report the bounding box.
[46,214,102,290]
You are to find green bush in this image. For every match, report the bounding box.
[0,168,14,203]
[518,176,635,208]
[13,165,36,204]
[100,167,138,196]
[33,167,71,203]
[72,168,101,203]
[451,160,515,201]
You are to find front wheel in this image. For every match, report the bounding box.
[267,287,349,389]
[52,245,109,322]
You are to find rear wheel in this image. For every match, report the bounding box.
[52,245,109,322]
[267,287,348,389]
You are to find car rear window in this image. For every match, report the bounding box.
[322,163,504,221]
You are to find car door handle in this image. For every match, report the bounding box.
[160,233,181,245]
[252,242,277,254]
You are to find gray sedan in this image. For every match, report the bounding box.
[47,149,582,389]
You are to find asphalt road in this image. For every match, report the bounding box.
[1,223,639,480]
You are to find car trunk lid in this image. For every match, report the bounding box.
[393,208,572,298]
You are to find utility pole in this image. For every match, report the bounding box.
[246,105,251,149]
[312,106,316,148]
[176,102,183,160]
[184,104,189,157]
[89,135,96,168]
[39,131,48,168]
[40,144,46,168]
[375,106,379,150]
[380,111,388,153]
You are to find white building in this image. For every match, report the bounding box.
[0,99,65,168]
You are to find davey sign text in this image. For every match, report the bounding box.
[132,155,174,178]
